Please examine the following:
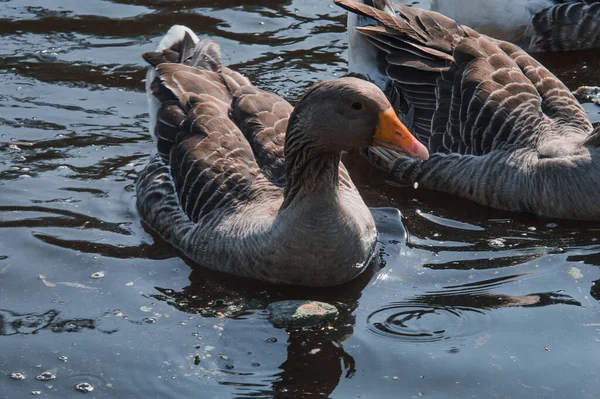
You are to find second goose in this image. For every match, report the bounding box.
[337,0,600,220]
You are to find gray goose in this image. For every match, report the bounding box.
[336,0,600,220]
[136,26,428,287]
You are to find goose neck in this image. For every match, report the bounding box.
[281,124,341,210]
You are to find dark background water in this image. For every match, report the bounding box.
[1,1,600,398]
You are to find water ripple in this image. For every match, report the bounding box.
[367,303,488,343]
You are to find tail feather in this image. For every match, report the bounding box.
[143,26,221,71]
[143,25,223,160]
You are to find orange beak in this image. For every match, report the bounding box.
[372,107,429,161]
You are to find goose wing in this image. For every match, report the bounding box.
[142,27,292,223]
[336,0,593,157]
[531,1,600,51]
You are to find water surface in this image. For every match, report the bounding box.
[1,1,600,398]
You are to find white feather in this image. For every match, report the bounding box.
[146,25,199,141]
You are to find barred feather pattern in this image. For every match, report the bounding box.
[337,0,600,220]
[425,0,600,52]
[530,1,600,51]
[136,25,377,286]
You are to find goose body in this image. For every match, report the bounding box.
[430,0,600,51]
[136,26,427,286]
[337,0,600,220]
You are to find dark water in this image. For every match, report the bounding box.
[1,1,600,398]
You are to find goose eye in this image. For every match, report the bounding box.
[351,102,363,111]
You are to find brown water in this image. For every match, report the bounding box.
[1,1,600,398]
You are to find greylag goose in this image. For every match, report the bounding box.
[136,26,428,287]
[336,0,600,220]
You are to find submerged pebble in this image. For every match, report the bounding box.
[268,300,339,328]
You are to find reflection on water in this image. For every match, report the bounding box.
[367,274,581,345]
[0,309,100,336]
[1,0,600,398]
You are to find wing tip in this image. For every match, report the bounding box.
[157,25,199,52]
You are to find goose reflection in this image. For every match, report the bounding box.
[150,250,379,398]
[0,308,117,336]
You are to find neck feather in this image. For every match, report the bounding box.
[281,119,341,210]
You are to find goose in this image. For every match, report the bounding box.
[135,25,428,287]
[336,0,600,220]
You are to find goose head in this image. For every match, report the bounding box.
[289,77,429,160]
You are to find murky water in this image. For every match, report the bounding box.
[1,1,599,398]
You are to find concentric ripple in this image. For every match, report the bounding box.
[367,303,488,343]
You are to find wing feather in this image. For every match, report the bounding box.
[140,30,293,223]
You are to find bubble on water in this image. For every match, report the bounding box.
[265,337,278,343]
[74,382,94,393]
[10,372,25,380]
[487,238,506,248]
[143,317,156,324]
[90,271,104,279]
[36,371,56,381]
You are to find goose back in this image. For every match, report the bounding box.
[529,0,600,51]
[425,0,600,51]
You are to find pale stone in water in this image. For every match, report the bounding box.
[268,300,339,328]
